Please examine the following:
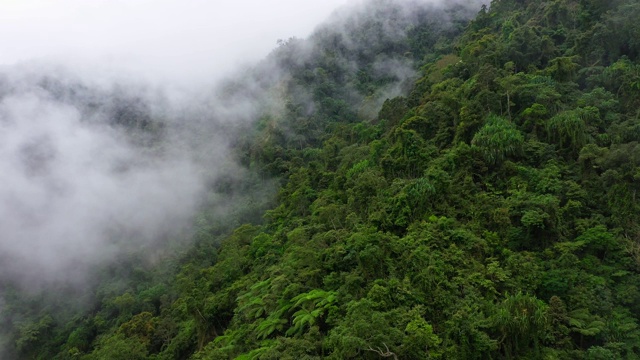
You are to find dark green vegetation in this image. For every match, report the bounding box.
[4,0,640,358]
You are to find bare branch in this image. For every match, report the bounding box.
[365,343,398,360]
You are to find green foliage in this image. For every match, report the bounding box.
[472,115,524,165]
[7,0,640,359]
[286,289,337,337]
[490,292,549,359]
[15,315,53,355]
[85,333,147,360]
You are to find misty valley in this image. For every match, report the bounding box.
[2,0,640,359]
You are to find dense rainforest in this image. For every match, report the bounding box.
[2,0,640,358]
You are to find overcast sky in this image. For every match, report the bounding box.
[0,0,350,84]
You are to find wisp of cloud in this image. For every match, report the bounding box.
[0,1,493,358]
[0,0,489,309]
[0,0,353,288]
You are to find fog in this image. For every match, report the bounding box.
[0,0,487,295]
[0,0,492,358]
[0,0,349,85]
[0,0,360,286]
[0,82,202,283]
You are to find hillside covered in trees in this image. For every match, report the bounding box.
[2,0,640,358]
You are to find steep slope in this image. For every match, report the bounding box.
[0,1,479,359]
[4,0,640,359]
[187,0,640,358]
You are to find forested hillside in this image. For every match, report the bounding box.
[3,0,640,358]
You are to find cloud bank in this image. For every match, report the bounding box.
[0,0,358,287]
[0,0,349,85]
[0,0,489,290]
[0,75,199,285]
[0,1,491,358]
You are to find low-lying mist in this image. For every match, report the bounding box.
[0,70,216,287]
[0,0,357,293]
[0,3,489,357]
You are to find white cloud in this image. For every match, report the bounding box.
[0,0,349,84]
[0,0,361,288]
[0,0,489,289]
